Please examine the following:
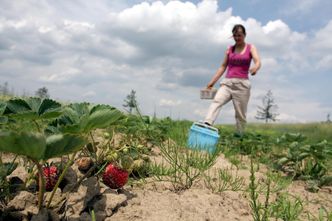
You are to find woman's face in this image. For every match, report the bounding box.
[233,29,245,44]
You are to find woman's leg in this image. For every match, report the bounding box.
[231,80,251,134]
[204,85,232,125]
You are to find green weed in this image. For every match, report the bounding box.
[203,168,245,193]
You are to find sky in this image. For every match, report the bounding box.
[0,0,331,124]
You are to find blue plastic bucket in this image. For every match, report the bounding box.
[187,122,220,153]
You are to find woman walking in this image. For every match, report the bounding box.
[204,24,261,135]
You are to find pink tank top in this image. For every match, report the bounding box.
[225,44,252,79]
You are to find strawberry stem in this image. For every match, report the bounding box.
[89,132,97,153]
[33,159,45,211]
[46,152,77,209]
[33,120,41,133]
[95,162,108,176]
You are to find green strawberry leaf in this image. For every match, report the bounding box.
[0,102,6,115]
[277,157,290,166]
[5,99,30,114]
[4,97,62,120]
[0,131,45,161]
[0,131,86,161]
[82,109,123,133]
[44,134,86,160]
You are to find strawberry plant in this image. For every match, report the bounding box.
[0,131,86,210]
[117,105,172,147]
[276,134,332,181]
[2,97,62,132]
[0,101,8,126]
[47,102,124,163]
[47,103,124,135]
[44,102,125,198]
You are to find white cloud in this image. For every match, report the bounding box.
[310,20,332,52]
[40,68,80,83]
[82,90,96,98]
[159,99,182,107]
[0,19,28,30]
[316,55,332,70]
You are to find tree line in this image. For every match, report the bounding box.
[0,82,49,99]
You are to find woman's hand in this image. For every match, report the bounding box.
[249,67,257,75]
[206,82,214,89]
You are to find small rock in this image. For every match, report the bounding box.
[49,209,60,221]
[45,188,65,209]
[71,163,85,180]
[8,166,28,183]
[60,167,78,190]
[29,208,59,221]
[62,183,76,193]
[66,192,85,218]
[30,208,49,221]
[1,211,24,221]
[95,211,106,221]
[7,191,36,211]
[26,179,38,193]
[93,192,127,217]
[79,212,90,221]
[9,176,24,193]
[79,177,100,203]
[65,177,100,219]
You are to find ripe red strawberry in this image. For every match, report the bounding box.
[42,164,59,191]
[102,163,128,189]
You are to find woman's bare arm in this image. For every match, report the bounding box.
[207,49,229,89]
[249,44,261,75]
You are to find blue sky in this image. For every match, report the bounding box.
[0,0,331,124]
[218,0,332,32]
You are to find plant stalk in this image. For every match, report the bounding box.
[46,152,77,209]
[33,160,45,211]
[33,120,41,133]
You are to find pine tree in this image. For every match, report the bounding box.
[255,90,279,123]
[123,90,138,114]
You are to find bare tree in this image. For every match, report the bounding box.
[123,89,138,114]
[0,82,9,96]
[255,90,279,123]
[327,113,331,123]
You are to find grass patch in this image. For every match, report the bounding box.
[245,123,332,142]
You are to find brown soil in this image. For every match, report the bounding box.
[1,150,332,221]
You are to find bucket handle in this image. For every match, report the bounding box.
[194,122,219,133]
